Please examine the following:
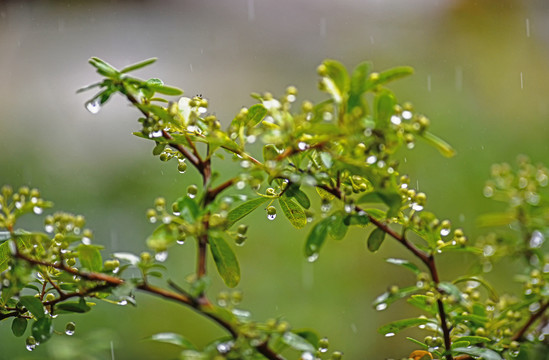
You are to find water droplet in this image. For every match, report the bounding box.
[236,181,246,190]
[65,322,76,336]
[344,203,354,213]
[307,253,319,263]
[320,202,331,213]
[217,341,233,354]
[15,201,22,209]
[26,344,37,351]
[263,99,281,110]
[300,352,314,360]
[529,230,545,248]
[526,192,540,205]
[240,160,251,169]
[366,155,377,165]
[529,302,541,313]
[406,142,415,149]
[384,332,395,337]
[198,106,207,114]
[298,142,308,151]
[287,94,296,103]
[176,239,185,245]
[45,224,54,233]
[117,299,128,306]
[85,99,101,114]
[82,237,92,245]
[267,213,276,220]
[483,245,495,257]
[412,203,424,211]
[150,130,163,138]
[162,215,171,224]
[322,111,333,121]
[375,303,387,311]
[390,115,401,125]
[402,110,412,120]
[364,128,372,136]
[149,216,157,224]
[155,251,168,262]
[246,135,257,143]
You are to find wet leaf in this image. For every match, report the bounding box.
[386,258,421,275]
[378,318,435,336]
[77,244,103,272]
[246,104,268,127]
[147,83,183,96]
[56,299,91,314]
[367,227,386,252]
[418,131,456,158]
[176,197,201,224]
[89,57,119,77]
[284,184,311,209]
[452,336,491,346]
[304,218,330,258]
[452,347,502,360]
[11,317,27,337]
[281,332,316,353]
[374,90,396,128]
[226,197,269,228]
[327,211,348,240]
[279,196,307,229]
[146,224,179,252]
[120,58,157,73]
[319,59,349,104]
[209,234,240,288]
[146,332,196,349]
[19,296,45,319]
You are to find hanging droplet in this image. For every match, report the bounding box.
[375,303,388,311]
[307,253,319,263]
[384,332,396,337]
[390,115,401,125]
[45,224,54,233]
[300,352,314,360]
[31,206,41,215]
[366,155,377,165]
[176,239,185,245]
[155,251,168,262]
[217,342,233,354]
[298,142,308,151]
[85,99,101,114]
[529,230,545,248]
[25,336,37,351]
[440,228,450,237]
[65,322,76,336]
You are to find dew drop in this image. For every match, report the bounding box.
[440,229,450,237]
[246,135,257,143]
[85,99,101,114]
[65,322,76,336]
[117,299,128,306]
[162,215,172,224]
[15,201,22,209]
[236,181,246,190]
[150,130,163,138]
[287,94,296,102]
[384,332,395,337]
[402,110,413,120]
[307,253,319,263]
[483,245,495,257]
[390,115,401,125]
[411,203,424,211]
[217,341,233,354]
[176,239,185,245]
[406,142,415,149]
[301,352,314,360]
[298,142,308,151]
[366,155,377,165]
[375,303,387,311]
[240,160,251,169]
[322,111,333,121]
[198,106,207,114]
[149,216,157,224]
[344,203,354,213]
[155,251,168,262]
[26,344,37,352]
[45,224,54,233]
[529,230,545,248]
[82,237,92,245]
[187,193,196,199]
[267,213,276,221]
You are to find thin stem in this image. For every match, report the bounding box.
[512,299,549,341]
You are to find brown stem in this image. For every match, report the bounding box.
[512,299,549,341]
[317,183,453,360]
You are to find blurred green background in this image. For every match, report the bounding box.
[1,0,549,359]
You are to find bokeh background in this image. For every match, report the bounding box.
[1,0,549,359]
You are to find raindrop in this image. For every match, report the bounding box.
[176,239,185,245]
[307,253,319,263]
[287,94,296,103]
[240,160,251,169]
[187,193,196,199]
[65,322,76,336]
[155,251,168,262]
[344,203,353,213]
[526,18,530,38]
[319,17,327,38]
[364,128,372,136]
[390,115,401,125]
[26,344,37,352]
[82,237,92,245]
[320,202,332,213]
[375,303,387,311]
[246,135,256,143]
[198,107,207,114]
[526,192,540,205]
[529,230,545,248]
[15,201,22,209]
[366,155,377,165]
[412,203,424,211]
[45,224,54,233]
[85,99,101,114]
[323,111,333,121]
[298,142,308,151]
[402,110,413,120]
[529,302,541,313]
[117,299,128,306]
[536,171,548,186]
[263,99,281,110]
[217,341,233,354]
[149,216,157,224]
[483,245,495,257]
[150,130,162,138]
[384,332,395,337]
[267,213,276,221]
[162,215,171,224]
[236,181,246,190]
[440,229,450,237]
[483,185,494,197]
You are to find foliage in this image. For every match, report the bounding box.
[1,57,548,359]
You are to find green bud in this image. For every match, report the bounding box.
[104,259,120,271]
[330,351,343,360]
[140,252,152,263]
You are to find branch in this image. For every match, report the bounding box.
[512,299,549,341]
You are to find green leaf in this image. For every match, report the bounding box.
[373,285,419,310]
[180,350,208,360]
[146,224,179,252]
[281,332,316,353]
[453,276,499,302]
[327,211,348,240]
[147,83,183,96]
[292,329,320,348]
[452,336,491,346]
[438,282,463,302]
[209,234,240,288]
[349,61,372,101]
[32,317,53,343]
[378,317,435,336]
[120,58,157,73]
[262,144,280,162]
[0,231,11,242]
[374,90,396,128]
[319,59,349,104]
[152,142,166,156]
[77,244,103,272]
[177,197,201,224]
[246,104,268,127]
[56,299,91,314]
[452,347,502,360]
[284,184,311,209]
[319,152,333,169]
[367,227,386,252]
[407,295,438,315]
[357,190,402,217]
[19,296,45,319]
[113,252,140,266]
[476,212,516,227]
[89,57,118,77]
[418,131,456,158]
[278,196,307,229]
[376,66,414,86]
[11,317,27,337]
[226,197,269,228]
[386,258,421,275]
[304,218,330,258]
[146,332,197,349]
